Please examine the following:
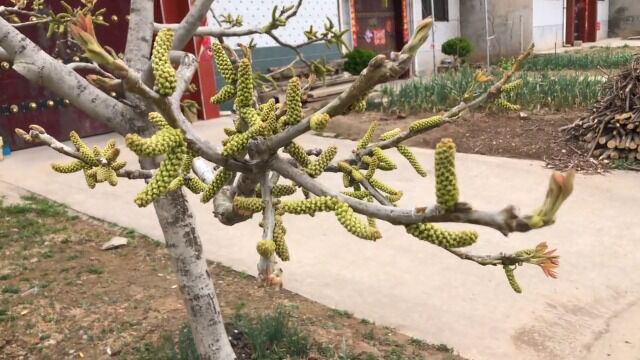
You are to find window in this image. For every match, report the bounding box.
[422,0,449,22]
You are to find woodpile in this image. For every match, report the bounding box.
[565,53,640,161]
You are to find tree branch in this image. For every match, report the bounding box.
[269,156,533,235]
[124,0,155,73]
[0,17,137,135]
[172,0,215,51]
[262,18,435,152]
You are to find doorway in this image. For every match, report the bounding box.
[349,0,409,56]
[565,0,597,45]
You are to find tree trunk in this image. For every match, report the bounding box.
[153,190,237,359]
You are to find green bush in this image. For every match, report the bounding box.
[441,37,473,63]
[344,48,376,75]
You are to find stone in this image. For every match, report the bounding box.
[101,236,128,250]
[518,111,529,119]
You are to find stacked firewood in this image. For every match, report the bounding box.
[566,54,640,161]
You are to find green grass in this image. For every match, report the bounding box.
[233,305,310,359]
[381,66,604,113]
[87,265,104,275]
[501,47,635,71]
[2,285,21,294]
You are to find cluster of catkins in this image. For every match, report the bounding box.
[51,132,126,188]
[494,79,523,111]
[125,112,207,207]
[151,29,177,96]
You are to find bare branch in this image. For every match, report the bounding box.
[67,61,117,79]
[172,0,216,51]
[124,0,155,73]
[260,172,276,241]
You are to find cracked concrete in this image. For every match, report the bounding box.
[1,118,640,359]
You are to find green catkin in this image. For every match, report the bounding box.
[69,131,98,166]
[111,160,127,171]
[334,201,380,240]
[102,139,116,156]
[371,147,396,170]
[306,145,338,178]
[379,128,401,141]
[337,161,364,183]
[365,155,378,179]
[134,145,187,207]
[409,115,443,134]
[151,29,176,96]
[103,147,120,164]
[271,184,297,197]
[342,173,353,188]
[434,138,459,211]
[223,127,237,137]
[385,191,403,203]
[200,168,233,203]
[357,121,378,150]
[238,107,261,128]
[501,79,523,93]
[83,168,97,189]
[361,155,394,171]
[256,240,276,258]
[210,84,236,104]
[280,196,338,215]
[341,191,369,200]
[125,128,183,156]
[503,265,522,293]
[273,216,289,261]
[234,58,254,109]
[211,42,236,83]
[221,124,266,157]
[51,160,86,174]
[184,177,207,194]
[233,196,265,213]
[283,77,302,125]
[148,112,170,129]
[285,142,311,167]
[310,113,330,131]
[346,94,367,113]
[494,98,521,111]
[405,223,478,248]
[167,177,184,192]
[396,145,427,177]
[368,177,400,196]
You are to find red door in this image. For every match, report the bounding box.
[565,0,597,45]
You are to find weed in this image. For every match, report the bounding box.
[2,285,20,294]
[362,328,376,342]
[42,249,55,259]
[233,305,311,359]
[66,254,80,261]
[332,308,353,318]
[408,337,428,349]
[0,273,12,281]
[434,343,454,353]
[611,159,636,170]
[87,265,104,275]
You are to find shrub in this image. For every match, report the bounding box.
[344,48,376,75]
[441,37,473,63]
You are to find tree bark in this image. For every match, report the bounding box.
[153,190,237,360]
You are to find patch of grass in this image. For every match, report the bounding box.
[233,305,311,359]
[0,273,12,281]
[66,254,80,261]
[2,285,21,294]
[87,265,104,275]
[434,343,454,353]
[408,336,428,349]
[42,249,55,259]
[362,328,376,342]
[611,159,636,170]
[3,195,68,218]
[331,308,353,318]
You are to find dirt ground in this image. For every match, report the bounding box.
[0,195,462,360]
[324,110,607,173]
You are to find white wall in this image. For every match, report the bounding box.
[597,0,609,40]
[207,1,340,48]
[532,0,565,51]
[412,0,461,76]
[532,0,609,50]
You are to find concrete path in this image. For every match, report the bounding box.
[535,37,640,54]
[2,119,640,360]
